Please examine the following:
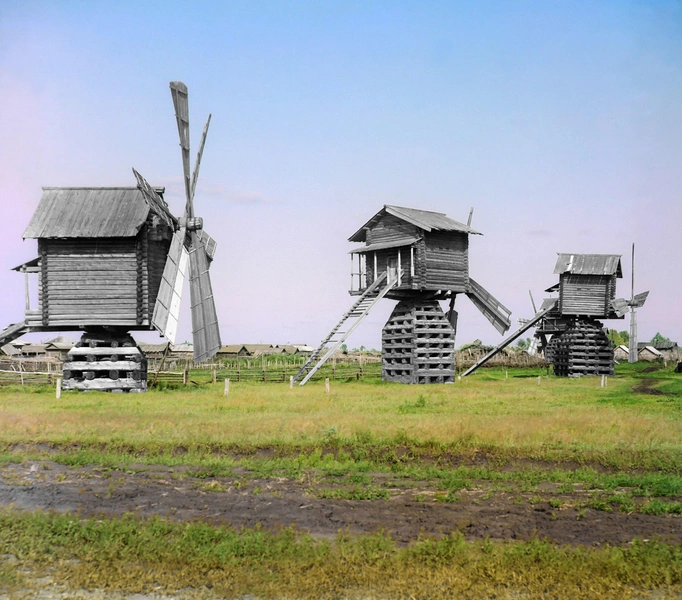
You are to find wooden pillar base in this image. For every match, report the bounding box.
[62,328,148,392]
[382,299,455,384]
[551,318,614,377]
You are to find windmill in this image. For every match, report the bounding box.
[293,205,512,385]
[462,250,649,377]
[610,244,649,363]
[136,81,221,364]
[0,81,221,391]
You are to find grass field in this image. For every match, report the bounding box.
[0,362,680,598]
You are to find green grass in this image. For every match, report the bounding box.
[1,363,681,596]
[0,363,680,469]
[0,509,681,599]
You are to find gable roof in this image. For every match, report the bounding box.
[639,345,663,357]
[553,254,622,277]
[1,344,20,356]
[23,187,175,239]
[349,205,481,242]
[217,344,249,354]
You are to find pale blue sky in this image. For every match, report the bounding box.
[1,1,680,349]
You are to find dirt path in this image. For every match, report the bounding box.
[1,461,680,547]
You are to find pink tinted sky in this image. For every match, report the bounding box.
[0,1,680,350]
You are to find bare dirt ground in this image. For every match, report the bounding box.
[1,460,680,547]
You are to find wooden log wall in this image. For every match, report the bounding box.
[40,238,140,327]
[559,274,616,317]
[144,215,174,320]
[423,231,468,291]
[368,215,419,245]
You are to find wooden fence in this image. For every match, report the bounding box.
[0,363,383,388]
[0,352,545,388]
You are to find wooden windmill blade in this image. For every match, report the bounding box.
[187,231,221,363]
[168,81,221,362]
[631,291,649,308]
[466,278,512,335]
[191,114,211,202]
[132,169,176,228]
[151,228,189,344]
[169,81,193,216]
[610,297,629,318]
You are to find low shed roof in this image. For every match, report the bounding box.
[553,254,622,277]
[24,187,173,239]
[349,205,481,243]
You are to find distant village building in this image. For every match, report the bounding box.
[638,346,663,362]
[43,336,76,361]
[614,345,630,362]
[637,341,679,362]
[216,345,250,358]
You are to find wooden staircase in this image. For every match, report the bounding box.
[293,271,398,386]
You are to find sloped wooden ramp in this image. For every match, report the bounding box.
[461,299,557,377]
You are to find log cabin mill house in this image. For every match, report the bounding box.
[540,253,624,376]
[293,205,511,386]
[1,186,178,391]
[458,251,648,378]
[17,187,175,333]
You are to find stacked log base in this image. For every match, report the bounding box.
[382,299,455,384]
[62,331,147,392]
[552,319,614,377]
[543,336,559,364]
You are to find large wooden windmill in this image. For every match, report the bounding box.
[293,205,512,385]
[0,82,221,391]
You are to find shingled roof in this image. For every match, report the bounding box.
[553,254,622,277]
[348,205,481,243]
[23,187,173,239]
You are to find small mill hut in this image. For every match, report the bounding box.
[544,253,624,376]
[20,187,175,331]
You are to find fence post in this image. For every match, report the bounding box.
[537,376,541,385]
[56,378,62,399]
[212,369,217,384]
[183,370,188,385]
[290,375,294,389]
[224,378,230,396]
[325,378,330,394]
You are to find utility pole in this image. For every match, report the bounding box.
[629,243,637,364]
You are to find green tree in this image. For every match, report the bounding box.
[607,330,624,348]
[608,330,630,347]
[650,332,671,345]
[516,338,530,350]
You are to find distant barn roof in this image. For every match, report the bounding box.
[553,254,622,277]
[349,205,481,242]
[23,187,174,239]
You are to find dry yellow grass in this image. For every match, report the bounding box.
[0,369,679,456]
